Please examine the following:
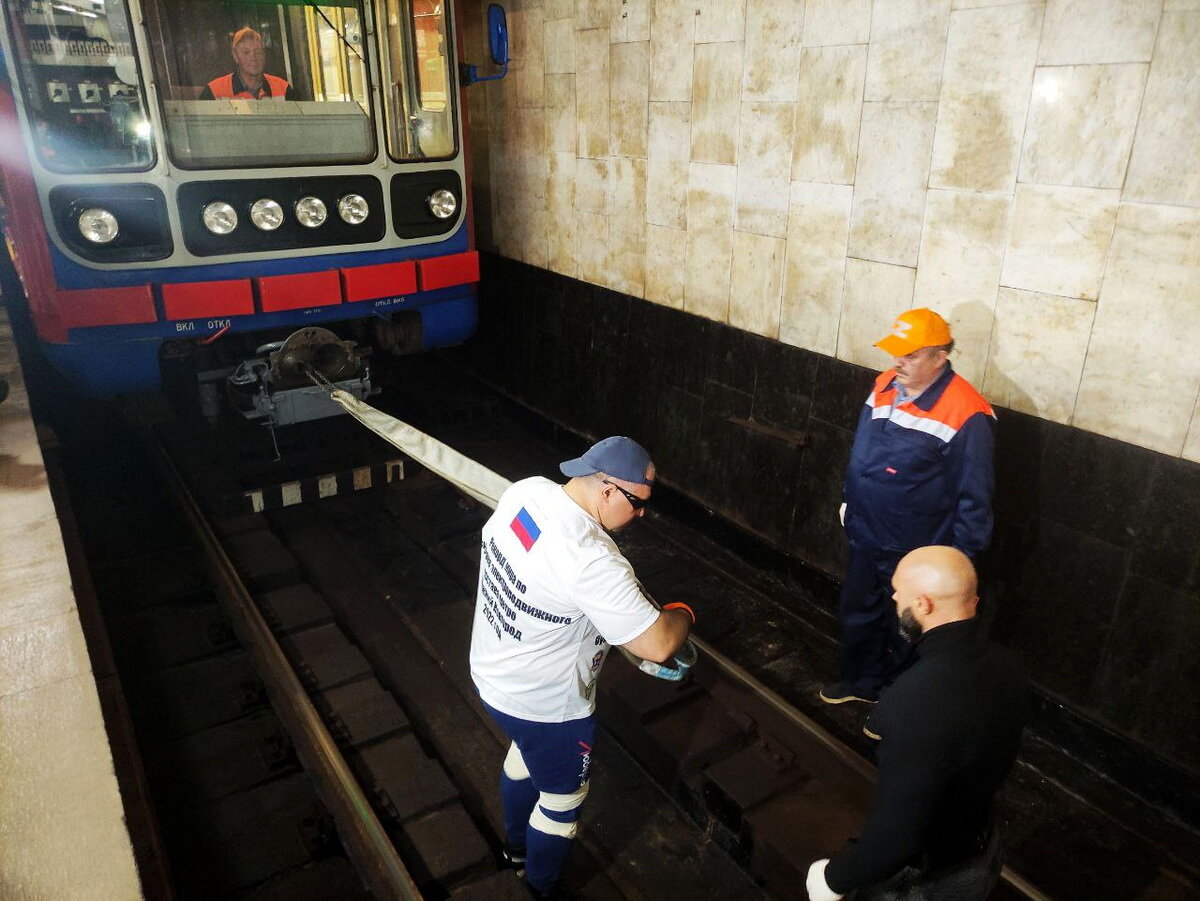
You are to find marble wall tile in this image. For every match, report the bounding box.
[1184,392,1200,464]
[695,0,747,43]
[576,27,611,158]
[930,3,1041,193]
[1039,0,1160,65]
[913,189,1010,386]
[951,0,1030,6]
[983,288,1096,423]
[1166,0,1200,9]
[781,181,853,356]
[646,224,688,309]
[1074,202,1200,455]
[608,157,648,296]
[848,101,937,267]
[691,42,745,165]
[866,0,952,102]
[576,210,610,285]
[730,231,785,338]
[547,151,578,277]
[612,0,651,42]
[611,41,650,157]
[685,162,738,322]
[1125,12,1200,208]
[838,259,917,367]
[545,74,577,152]
[1001,184,1119,301]
[576,0,610,30]
[1019,64,1148,189]
[735,101,795,238]
[650,0,696,101]
[803,0,873,46]
[576,157,611,212]
[513,5,546,108]
[547,0,575,19]
[743,0,803,101]
[792,45,868,184]
[647,101,692,229]
[544,17,577,73]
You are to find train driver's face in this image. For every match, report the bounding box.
[233,38,267,79]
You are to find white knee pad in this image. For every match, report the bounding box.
[528,783,590,839]
[503,741,530,781]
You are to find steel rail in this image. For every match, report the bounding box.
[147,435,423,901]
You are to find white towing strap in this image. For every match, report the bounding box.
[329,388,698,682]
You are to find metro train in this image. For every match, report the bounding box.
[0,0,507,408]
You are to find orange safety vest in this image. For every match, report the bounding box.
[205,72,291,100]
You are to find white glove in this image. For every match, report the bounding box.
[806,859,844,901]
[838,502,847,526]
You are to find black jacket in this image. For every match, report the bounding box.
[826,618,1029,892]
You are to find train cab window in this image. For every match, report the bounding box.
[2,0,155,172]
[143,0,375,168]
[382,0,456,161]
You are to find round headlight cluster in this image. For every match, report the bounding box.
[427,189,457,220]
[295,196,328,229]
[338,193,369,225]
[78,207,119,244]
[202,201,238,235]
[250,198,284,231]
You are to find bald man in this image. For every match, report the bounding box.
[806,547,1029,901]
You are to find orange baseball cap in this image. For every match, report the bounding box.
[874,308,952,356]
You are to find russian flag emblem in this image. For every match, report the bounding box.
[510,507,541,551]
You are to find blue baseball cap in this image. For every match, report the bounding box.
[560,436,654,485]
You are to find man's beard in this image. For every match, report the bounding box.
[898,607,923,644]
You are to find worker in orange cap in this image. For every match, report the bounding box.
[820,309,996,708]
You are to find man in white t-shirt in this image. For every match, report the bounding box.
[469,436,694,899]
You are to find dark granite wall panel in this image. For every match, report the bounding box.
[454,254,1200,778]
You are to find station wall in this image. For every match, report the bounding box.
[458,2,1200,777]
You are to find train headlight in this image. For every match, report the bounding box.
[250,198,284,231]
[337,193,369,225]
[294,196,328,228]
[427,189,457,220]
[78,207,119,244]
[202,201,238,235]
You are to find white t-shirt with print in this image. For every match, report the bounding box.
[469,476,660,723]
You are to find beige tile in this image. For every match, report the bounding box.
[650,0,696,101]
[0,553,75,633]
[576,157,611,212]
[576,0,610,30]
[1001,184,1119,301]
[804,0,872,46]
[792,45,868,184]
[1039,0,1160,65]
[781,181,853,355]
[1184,390,1200,464]
[548,151,579,277]
[730,232,785,338]
[695,0,747,43]
[647,101,691,228]
[838,260,917,367]
[691,41,745,165]
[0,612,91,700]
[0,487,57,534]
[913,189,1010,385]
[646,224,689,309]
[866,0,952,102]
[612,0,651,42]
[685,162,738,321]
[512,5,546,108]
[982,288,1095,422]
[1074,203,1200,454]
[1019,64,1148,189]
[1125,12,1200,208]
[577,28,611,158]
[576,211,610,285]
[607,157,648,295]
[545,74,577,152]
[0,675,140,899]
[735,101,795,238]
[849,101,938,267]
[547,0,575,19]
[743,0,803,101]
[518,206,551,270]
[611,41,650,157]
[545,17,577,73]
[952,0,1035,6]
[929,3,1042,193]
[1166,0,1200,9]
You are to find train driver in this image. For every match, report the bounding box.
[199,27,295,101]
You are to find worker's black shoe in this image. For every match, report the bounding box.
[819,682,878,705]
[499,845,526,872]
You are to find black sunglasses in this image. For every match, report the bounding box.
[603,479,648,511]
